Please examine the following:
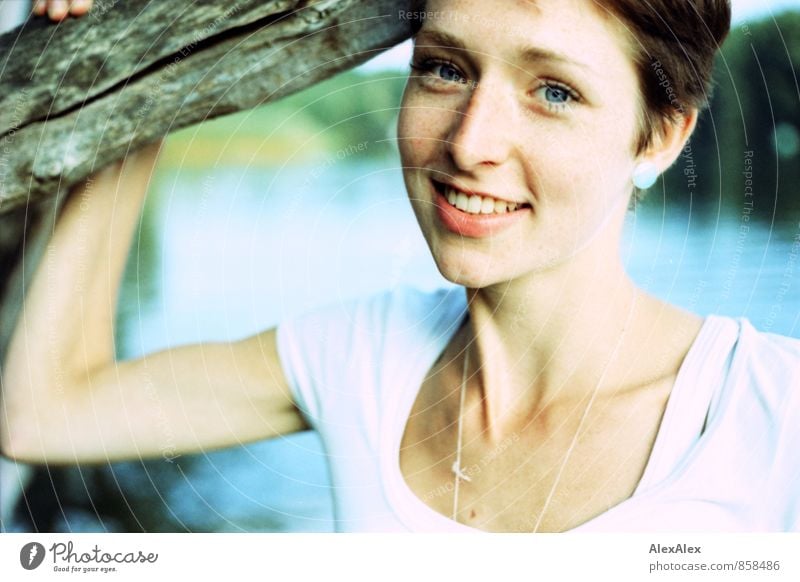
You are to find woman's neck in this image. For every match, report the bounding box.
[461,247,649,441]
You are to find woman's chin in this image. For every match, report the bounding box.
[433,258,505,290]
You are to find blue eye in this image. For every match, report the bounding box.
[533,82,579,112]
[435,63,465,83]
[544,85,570,104]
[410,57,468,86]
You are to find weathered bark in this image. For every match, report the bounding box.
[0,0,418,529]
[0,0,418,215]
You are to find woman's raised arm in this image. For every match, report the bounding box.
[0,143,308,465]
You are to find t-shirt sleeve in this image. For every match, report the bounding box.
[745,327,800,531]
[275,309,323,429]
[767,335,800,531]
[274,286,464,432]
[273,288,412,431]
[275,295,371,430]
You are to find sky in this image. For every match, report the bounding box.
[359,0,800,72]
[732,0,800,20]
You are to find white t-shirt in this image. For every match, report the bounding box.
[276,286,800,532]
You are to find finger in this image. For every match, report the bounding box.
[47,0,69,21]
[32,0,47,16]
[69,0,93,16]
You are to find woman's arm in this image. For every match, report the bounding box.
[0,143,308,464]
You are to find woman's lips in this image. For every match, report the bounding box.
[432,181,531,238]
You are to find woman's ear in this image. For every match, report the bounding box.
[641,108,699,172]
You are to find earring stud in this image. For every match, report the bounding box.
[632,161,659,189]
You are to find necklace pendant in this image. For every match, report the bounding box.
[451,460,472,482]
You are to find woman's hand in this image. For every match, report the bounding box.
[33,0,94,22]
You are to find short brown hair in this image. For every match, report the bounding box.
[596,0,732,153]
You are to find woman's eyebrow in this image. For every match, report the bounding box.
[415,28,596,76]
[414,29,468,51]
[518,46,595,76]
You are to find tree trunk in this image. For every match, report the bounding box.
[0,0,419,214]
[0,0,418,530]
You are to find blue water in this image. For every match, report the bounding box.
[113,161,798,532]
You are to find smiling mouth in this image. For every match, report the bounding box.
[432,180,531,215]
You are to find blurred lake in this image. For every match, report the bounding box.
[100,160,798,533]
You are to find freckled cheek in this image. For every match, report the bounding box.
[518,131,593,197]
[519,126,628,215]
[397,115,425,164]
[398,101,453,162]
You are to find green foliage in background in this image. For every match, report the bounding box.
[167,70,409,164]
[660,11,800,222]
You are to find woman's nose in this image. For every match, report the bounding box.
[447,82,513,170]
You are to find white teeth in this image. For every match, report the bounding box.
[467,195,482,214]
[442,185,523,215]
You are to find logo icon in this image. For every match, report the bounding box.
[19,542,46,570]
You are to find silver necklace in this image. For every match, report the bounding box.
[451,348,471,519]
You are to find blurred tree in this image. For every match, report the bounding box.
[661,11,800,223]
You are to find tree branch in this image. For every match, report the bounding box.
[0,0,419,214]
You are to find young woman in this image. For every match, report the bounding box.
[4,0,799,532]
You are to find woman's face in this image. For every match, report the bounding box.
[398,0,644,288]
